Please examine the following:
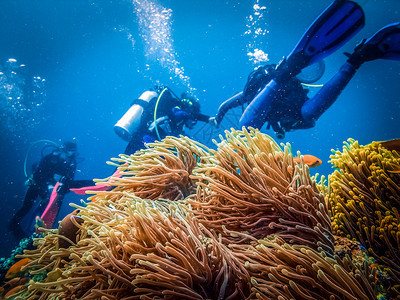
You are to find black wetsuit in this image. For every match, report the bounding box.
[124,88,209,155]
[9,151,91,238]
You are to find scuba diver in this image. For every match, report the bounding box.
[214,0,400,139]
[8,140,93,239]
[115,86,212,155]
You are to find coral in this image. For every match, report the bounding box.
[89,135,210,203]
[0,233,40,282]
[2,131,386,299]
[190,128,333,252]
[232,235,378,300]
[17,197,251,299]
[328,139,400,279]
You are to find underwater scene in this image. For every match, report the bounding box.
[0,0,400,298]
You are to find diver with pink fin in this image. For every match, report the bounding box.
[9,140,93,238]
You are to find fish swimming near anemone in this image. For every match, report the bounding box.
[293,154,322,167]
[5,258,31,279]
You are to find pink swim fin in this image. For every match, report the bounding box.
[70,184,111,195]
[70,170,121,195]
[40,182,62,229]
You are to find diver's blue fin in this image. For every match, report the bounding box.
[363,22,400,60]
[279,0,365,77]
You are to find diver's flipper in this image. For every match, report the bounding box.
[70,170,122,195]
[70,184,111,195]
[40,182,62,229]
[280,0,365,77]
[363,22,400,60]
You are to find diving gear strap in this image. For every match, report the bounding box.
[24,140,58,179]
[153,88,169,140]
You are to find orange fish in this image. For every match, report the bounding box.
[294,155,322,167]
[5,258,32,279]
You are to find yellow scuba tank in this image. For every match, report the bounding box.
[114,91,158,141]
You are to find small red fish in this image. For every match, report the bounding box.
[294,155,322,167]
[5,258,32,279]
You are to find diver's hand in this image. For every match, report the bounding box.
[345,39,382,67]
[208,117,219,128]
[25,177,35,186]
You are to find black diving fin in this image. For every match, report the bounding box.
[363,22,400,61]
[277,0,365,78]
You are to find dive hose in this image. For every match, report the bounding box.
[24,140,58,179]
[153,88,169,141]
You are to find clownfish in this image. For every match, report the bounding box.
[293,155,322,167]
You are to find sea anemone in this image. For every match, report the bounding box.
[15,196,250,299]
[328,138,400,289]
[89,135,210,203]
[190,128,333,252]
[232,235,378,300]
[3,132,392,299]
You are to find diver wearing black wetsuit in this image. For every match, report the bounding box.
[124,87,211,155]
[9,141,91,239]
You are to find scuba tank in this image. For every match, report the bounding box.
[114,91,158,141]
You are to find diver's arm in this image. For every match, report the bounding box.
[69,180,95,188]
[171,107,191,121]
[238,80,279,129]
[301,62,358,123]
[194,113,211,123]
[170,107,209,123]
[215,92,246,124]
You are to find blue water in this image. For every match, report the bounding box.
[0,0,399,258]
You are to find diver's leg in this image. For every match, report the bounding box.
[239,80,278,129]
[347,22,400,67]
[69,180,95,188]
[9,186,39,238]
[301,62,357,123]
[302,22,400,123]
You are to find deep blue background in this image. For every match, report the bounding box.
[0,0,399,257]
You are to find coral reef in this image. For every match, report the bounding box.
[232,235,377,299]
[328,140,400,269]
[328,138,400,297]
[1,129,393,299]
[18,197,250,299]
[190,128,333,252]
[89,136,210,203]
